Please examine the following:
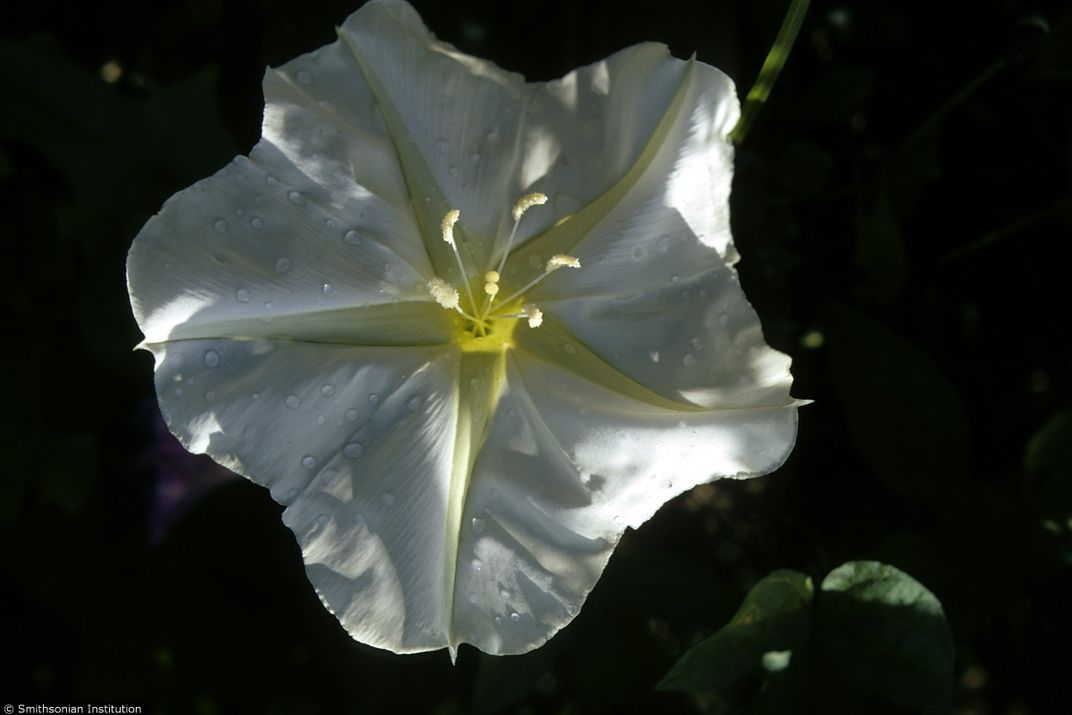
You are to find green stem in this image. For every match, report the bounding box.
[731,0,812,145]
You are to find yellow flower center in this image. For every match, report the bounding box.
[428,193,579,351]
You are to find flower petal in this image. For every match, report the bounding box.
[334,0,531,272]
[451,351,797,654]
[127,155,441,346]
[151,337,468,652]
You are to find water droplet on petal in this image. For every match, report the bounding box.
[234,208,245,217]
[471,558,483,572]
[649,350,660,363]
[322,283,334,296]
[670,275,680,284]
[321,469,339,485]
[301,455,316,469]
[448,166,459,177]
[657,234,671,253]
[320,384,335,397]
[315,414,326,425]
[344,229,361,245]
[235,288,250,303]
[683,354,698,367]
[285,394,301,409]
[690,337,703,351]
[368,393,380,404]
[265,175,278,187]
[205,390,216,402]
[472,517,486,533]
[275,258,292,274]
[718,312,730,327]
[296,69,313,85]
[213,219,228,233]
[509,611,520,622]
[324,218,337,229]
[249,216,263,229]
[203,350,220,367]
[252,392,261,403]
[287,190,304,205]
[344,408,359,421]
[499,588,511,600]
[494,615,502,626]
[343,443,364,459]
[631,245,645,260]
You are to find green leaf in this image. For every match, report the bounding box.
[826,304,970,499]
[816,561,954,710]
[657,570,814,692]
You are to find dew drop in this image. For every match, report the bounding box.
[315,414,326,425]
[234,208,245,217]
[265,175,278,187]
[499,588,511,600]
[344,229,361,245]
[309,513,328,535]
[252,392,261,403]
[249,217,263,229]
[690,337,703,351]
[657,234,671,253]
[471,517,486,533]
[235,288,250,303]
[448,166,459,177]
[649,350,660,363]
[494,616,502,626]
[469,152,480,163]
[471,558,483,572]
[670,275,680,284]
[287,190,304,205]
[562,343,577,356]
[275,258,292,274]
[285,394,301,409]
[631,245,646,260]
[345,408,359,421]
[264,301,274,311]
[321,469,339,484]
[205,390,215,401]
[324,218,337,229]
[718,312,730,327]
[683,354,698,367]
[301,455,317,469]
[510,612,520,622]
[343,443,364,459]
[320,384,335,397]
[322,283,334,296]
[296,69,313,85]
[368,393,380,404]
[203,350,220,368]
[213,219,228,233]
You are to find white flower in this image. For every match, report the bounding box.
[126,0,801,658]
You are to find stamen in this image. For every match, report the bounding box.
[511,192,548,222]
[494,192,548,278]
[491,254,582,310]
[440,208,477,313]
[523,305,543,328]
[547,254,581,270]
[427,278,459,309]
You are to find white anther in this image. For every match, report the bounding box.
[547,254,581,271]
[484,270,500,284]
[523,305,543,328]
[511,192,548,222]
[484,282,500,297]
[441,208,461,246]
[427,278,459,309]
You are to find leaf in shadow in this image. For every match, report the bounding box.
[656,570,813,693]
[826,303,971,499]
[815,560,954,711]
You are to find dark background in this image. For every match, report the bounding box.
[2,0,1070,713]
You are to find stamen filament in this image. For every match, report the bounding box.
[491,254,581,311]
[441,209,478,313]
